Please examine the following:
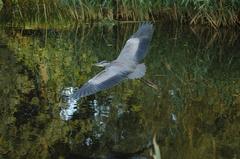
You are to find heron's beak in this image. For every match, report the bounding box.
[93,63,104,67]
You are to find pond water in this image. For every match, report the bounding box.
[0,23,240,159]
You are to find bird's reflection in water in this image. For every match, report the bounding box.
[59,87,79,120]
[59,87,126,121]
[59,88,150,158]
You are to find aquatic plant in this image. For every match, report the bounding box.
[150,134,161,159]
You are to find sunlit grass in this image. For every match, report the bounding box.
[0,0,239,28]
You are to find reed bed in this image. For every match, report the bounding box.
[0,0,239,28]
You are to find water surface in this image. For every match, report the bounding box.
[0,23,240,159]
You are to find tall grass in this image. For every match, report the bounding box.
[0,0,239,28]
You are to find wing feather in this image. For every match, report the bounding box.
[117,23,154,62]
[72,66,130,99]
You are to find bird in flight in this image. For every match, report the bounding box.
[72,23,154,99]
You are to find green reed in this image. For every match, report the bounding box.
[0,0,239,28]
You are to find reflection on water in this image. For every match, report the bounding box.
[60,87,78,120]
[0,23,239,159]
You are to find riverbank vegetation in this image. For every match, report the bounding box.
[0,0,240,28]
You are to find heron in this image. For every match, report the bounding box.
[72,23,154,99]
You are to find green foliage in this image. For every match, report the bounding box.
[0,0,3,11]
[0,0,239,27]
[0,23,239,158]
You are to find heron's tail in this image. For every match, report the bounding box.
[127,63,146,79]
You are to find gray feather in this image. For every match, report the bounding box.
[127,63,146,79]
[117,23,154,62]
[72,68,130,99]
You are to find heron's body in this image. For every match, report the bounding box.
[72,23,154,99]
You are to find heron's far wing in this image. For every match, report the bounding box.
[71,66,130,99]
[117,23,154,62]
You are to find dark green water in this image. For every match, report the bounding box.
[0,23,240,159]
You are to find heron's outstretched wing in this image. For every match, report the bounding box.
[117,23,154,62]
[72,66,130,99]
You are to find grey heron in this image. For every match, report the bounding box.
[72,23,154,99]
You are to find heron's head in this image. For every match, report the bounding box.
[94,60,110,67]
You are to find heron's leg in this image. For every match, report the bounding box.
[140,78,159,90]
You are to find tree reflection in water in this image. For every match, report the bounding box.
[0,24,239,159]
